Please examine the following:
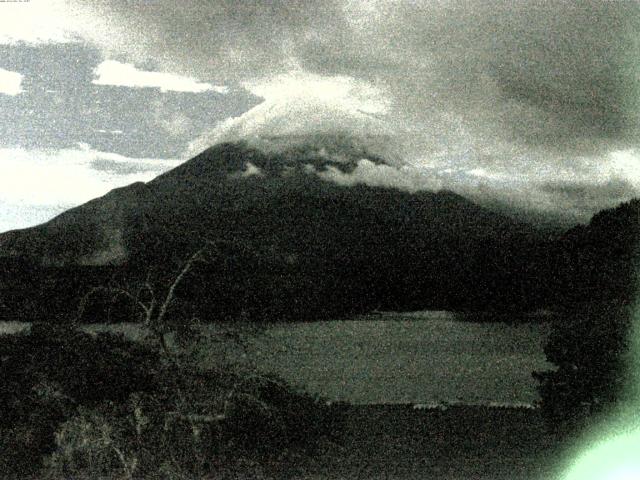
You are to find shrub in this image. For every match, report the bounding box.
[41,370,336,479]
[0,323,338,479]
[534,302,633,434]
[0,323,159,477]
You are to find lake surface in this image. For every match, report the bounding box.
[247,311,552,405]
[0,311,552,406]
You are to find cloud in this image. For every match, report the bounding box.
[45,1,640,154]
[0,43,256,158]
[317,159,441,193]
[69,1,640,145]
[0,68,23,95]
[89,158,160,175]
[306,145,640,223]
[540,180,638,215]
[469,149,640,221]
[10,0,626,160]
[4,0,639,219]
[187,71,392,155]
[0,0,79,44]
[0,202,70,236]
[93,60,228,93]
[0,145,183,231]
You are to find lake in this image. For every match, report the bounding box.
[0,311,552,406]
[247,311,552,405]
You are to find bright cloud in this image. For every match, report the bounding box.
[188,71,391,154]
[93,60,228,94]
[0,145,183,231]
[246,72,388,116]
[607,149,640,188]
[0,68,23,95]
[310,146,640,223]
[317,159,441,193]
[0,0,79,44]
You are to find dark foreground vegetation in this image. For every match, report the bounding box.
[0,323,339,479]
[534,199,639,436]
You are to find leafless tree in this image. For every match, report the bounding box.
[75,243,215,361]
[75,238,261,362]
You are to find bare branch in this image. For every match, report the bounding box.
[110,287,153,320]
[110,443,136,480]
[155,247,206,327]
[77,240,218,363]
[75,286,105,324]
[76,284,154,324]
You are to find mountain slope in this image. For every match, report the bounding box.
[548,198,640,306]
[0,141,548,321]
[0,142,537,263]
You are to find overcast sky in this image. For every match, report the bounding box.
[1,0,639,232]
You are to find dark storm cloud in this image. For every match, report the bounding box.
[485,1,640,146]
[73,0,350,80]
[72,0,640,155]
[0,42,259,158]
